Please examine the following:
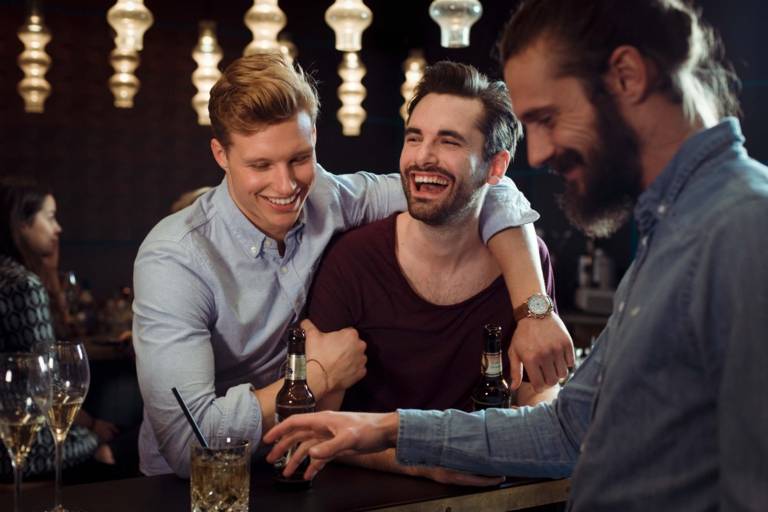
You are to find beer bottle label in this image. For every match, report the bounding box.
[286,355,307,380]
[482,352,503,377]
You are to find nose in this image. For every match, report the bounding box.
[415,140,438,168]
[273,164,297,196]
[54,221,62,235]
[526,129,555,169]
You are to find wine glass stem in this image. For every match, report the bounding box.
[54,437,63,509]
[13,463,21,512]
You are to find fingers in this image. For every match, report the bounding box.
[300,318,318,336]
[554,352,570,380]
[508,349,523,390]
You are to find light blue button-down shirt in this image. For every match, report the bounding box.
[397,118,768,510]
[133,165,538,476]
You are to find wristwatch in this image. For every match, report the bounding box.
[513,293,554,321]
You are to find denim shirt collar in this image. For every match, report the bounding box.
[211,178,306,259]
[634,117,744,236]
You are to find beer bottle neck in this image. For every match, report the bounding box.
[285,353,307,382]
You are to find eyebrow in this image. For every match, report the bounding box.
[404,127,469,144]
[519,106,556,124]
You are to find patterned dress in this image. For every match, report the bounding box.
[0,255,97,480]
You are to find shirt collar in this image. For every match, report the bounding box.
[634,117,744,235]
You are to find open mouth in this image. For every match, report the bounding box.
[410,172,452,195]
[262,190,301,208]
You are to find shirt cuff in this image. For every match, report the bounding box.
[395,409,446,467]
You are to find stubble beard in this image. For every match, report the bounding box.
[402,165,486,226]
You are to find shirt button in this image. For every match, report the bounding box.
[264,239,272,248]
[281,266,288,274]
[641,236,648,246]
[250,246,258,256]
[618,301,625,313]
[657,204,667,215]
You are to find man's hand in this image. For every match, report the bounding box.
[264,411,398,480]
[509,313,574,392]
[302,319,367,393]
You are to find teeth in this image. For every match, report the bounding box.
[414,175,449,186]
[265,192,299,205]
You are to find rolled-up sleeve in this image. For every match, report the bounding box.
[133,240,262,477]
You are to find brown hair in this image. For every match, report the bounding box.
[209,53,320,147]
[498,0,740,124]
[407,61,522,162]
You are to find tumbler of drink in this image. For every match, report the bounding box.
[190,438,250,512]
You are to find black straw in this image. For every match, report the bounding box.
[172,387,209,449]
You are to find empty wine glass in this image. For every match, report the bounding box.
[0,352,51,512]
[44,341,90,512]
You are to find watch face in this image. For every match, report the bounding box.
[528,294,551,315]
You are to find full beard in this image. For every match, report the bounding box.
[401,164,486,226]
[554,94,643,238]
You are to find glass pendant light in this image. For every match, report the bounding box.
[337,52,367,136]
[429,0,482,48]
[191,21,223,126]
[17,4,52,113]
[243,0,286,55]
[400,50,426,122]
[107,0,154,107]
[324,0,372,52]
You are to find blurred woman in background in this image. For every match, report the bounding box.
[0,176,107,481]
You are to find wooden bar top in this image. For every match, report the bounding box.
[5,462,569,511]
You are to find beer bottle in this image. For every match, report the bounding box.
[274,327,316,489]
[471,324,511,411]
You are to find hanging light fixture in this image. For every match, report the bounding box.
[429,0,482,48]
[17,4,52,114]
[278,33,298,65]
[324,0,372,52]
[243,0,286,56]
[337,52,367,136]
[107,0,154,108]
[400,50,426,122]
[191,21,223,126]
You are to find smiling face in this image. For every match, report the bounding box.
[504,38,642,237]
[19,194,61,258]
[399,93,495,226]
[211,111,317,242]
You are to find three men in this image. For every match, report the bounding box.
[132,53,573,476]
[266,1,768,509]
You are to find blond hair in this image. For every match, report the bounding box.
[209,53,320,147]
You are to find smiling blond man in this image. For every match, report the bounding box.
[132,53,573,477]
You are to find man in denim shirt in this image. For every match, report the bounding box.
[266,1,768,509]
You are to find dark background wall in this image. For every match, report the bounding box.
[1,0,766,309]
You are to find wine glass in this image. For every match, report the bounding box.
[0,352,51,512]
[44,341,90,512]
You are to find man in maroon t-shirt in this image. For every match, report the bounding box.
[306,62,560,484]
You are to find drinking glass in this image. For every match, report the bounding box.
[0,353,51,512]
[191,438,251,512]
[44,341,90,512]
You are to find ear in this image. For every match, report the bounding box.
[486,150,511,185]
[210,138,229,173]
[604,45,653,104]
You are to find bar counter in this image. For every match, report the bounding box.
[6,462,569,511]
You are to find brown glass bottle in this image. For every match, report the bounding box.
[471,324,511,411]
[273,327,316,489]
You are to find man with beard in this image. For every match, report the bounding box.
[305,61,560,485]
[265,0,768,509]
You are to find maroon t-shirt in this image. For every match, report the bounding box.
[307,213,557,413]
